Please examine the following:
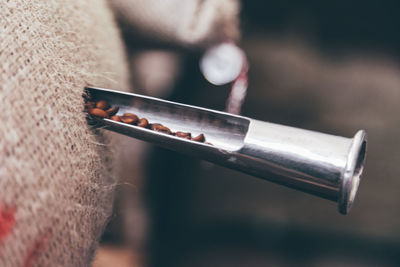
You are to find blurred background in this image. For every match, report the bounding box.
[94,1,400,266]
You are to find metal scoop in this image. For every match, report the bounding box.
[85,86,367,214]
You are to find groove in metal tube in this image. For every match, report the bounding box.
[85,86,367,214]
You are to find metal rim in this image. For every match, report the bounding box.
[338,130,367,214]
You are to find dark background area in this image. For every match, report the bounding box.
[242,1,400,55]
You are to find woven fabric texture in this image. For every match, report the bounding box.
[0,1,129,266]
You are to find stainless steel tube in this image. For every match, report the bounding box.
[86,87,367,214]
[238,121,366,214]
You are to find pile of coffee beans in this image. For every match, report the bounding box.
[86,100,209,144]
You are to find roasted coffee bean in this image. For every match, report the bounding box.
[89,108,109,118]
[123,112,136,117]
[176,131,191,138]
[110,115,121,122]
[86,99,211,144]
[120,115,138,124]
[123,113,139,121]
[96,100,109,110]
[137,118,149,128]
[123,113,139,123]
[192,133,205,142]
[105,106,119,116]
[153,125,171,135]
[150,123,163,130]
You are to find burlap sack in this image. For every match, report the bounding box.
[0,1,129,266]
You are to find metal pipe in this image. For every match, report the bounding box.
[85,87,367,214]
